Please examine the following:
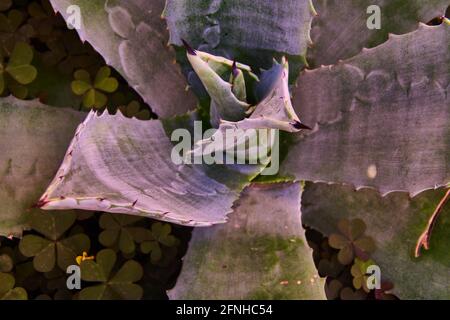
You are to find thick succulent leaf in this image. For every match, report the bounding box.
[39,111,266,226]
[302,182,450,299]
[186,49,249,122]
[283,24,450,195]
[189,58,305,164]
[49,0,197,118]
[230,58,304,132]
[169,183,325,299]
[309,0,449,66]
[0,97,85,237]
[164,0,316,64]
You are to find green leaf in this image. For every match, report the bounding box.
[82,88,107,108]
[7,82,28,99]
[95,77,118,93]
[39,111,266,226]
[94,66,118,93]
[19,211,89,273]
[31,242,55,273]
[8,42,34,66]
[5,42,37,85]
[110,260,143,283]
[74,69,91,82]
[49,0,197,118]
[118,229,135,254]
[0,254,13,272]
[81,249,116,282]
[78,284,108,300]
[71,80,91,95]
[302,182,450,299]
[283,24,450,195]
[79,249,143,300]
[309,0,449,66]
[57,233,90,270]
[0,97,85,237]
[169,183,326,299]
[98,229,118,247]
[98,214,146,254]
[140,241,161,263]
[29,210,76,241]
[0,273,27,300]
[27,59,83,109]
[19,235,52,257]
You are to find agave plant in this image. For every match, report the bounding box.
[0,0,449,300]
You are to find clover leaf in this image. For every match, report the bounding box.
[98,214,148,255]
[0,253,13,272]
[27,0,63,45]
[0,42,37,97]
[328,218,376,265]
[71,66,118,109]
[79,249,143,300]
[19,211,90,272]
[0,272,27,300]
[350,257,376,292]
[0,9,34,55]
[324,279,343,300]
[317,253,344,278]
[118,100,151,120]
[140,222,179,264]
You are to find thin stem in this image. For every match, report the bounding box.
[414,188,450,257]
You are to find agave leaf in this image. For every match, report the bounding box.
[282,24,450,195]
[0,97,85,237]
[169,183,325,299]
[189,58,306,164]
[309,0,449,66]
[228,58,304,132]
[49,0,197,118]
[164,0,316,65]
[39,111,266,226]
[186,49,249,123]
[302,182,450,299]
